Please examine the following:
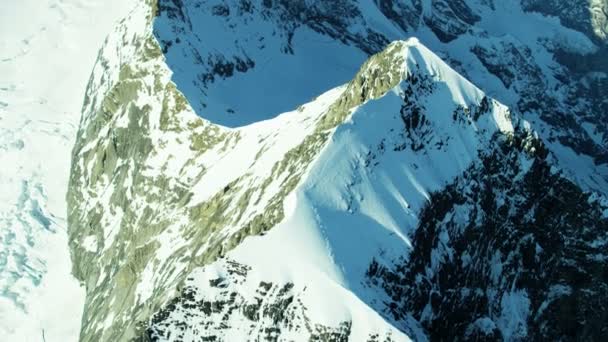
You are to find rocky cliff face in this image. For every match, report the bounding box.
[69,1,608,341]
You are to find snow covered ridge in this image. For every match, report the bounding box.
[154,0,608,196]
[62,1,543,340]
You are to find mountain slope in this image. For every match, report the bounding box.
[368,141,608,340]
[68,2,608,341]
[0,0,134,339]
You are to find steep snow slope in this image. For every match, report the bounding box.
[154,0,608,196]
[0,0,134,339]
[367,139,608,340]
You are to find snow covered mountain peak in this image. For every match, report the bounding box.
[4,0,608,340]
[1,0,599,341]
[66,2,546,339]
[318,37,514,135]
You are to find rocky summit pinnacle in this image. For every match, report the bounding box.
[3,0,608,341]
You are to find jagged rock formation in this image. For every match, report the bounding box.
[68,1,608,341]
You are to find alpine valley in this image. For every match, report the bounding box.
[2,0,608,341]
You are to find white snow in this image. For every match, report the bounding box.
[13,0,601,338]
[0,0,135,340]
[82,235,98,253]
[0,0,604,339]
[497,290,531,341]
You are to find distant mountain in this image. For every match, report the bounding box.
[67,1,608,341]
